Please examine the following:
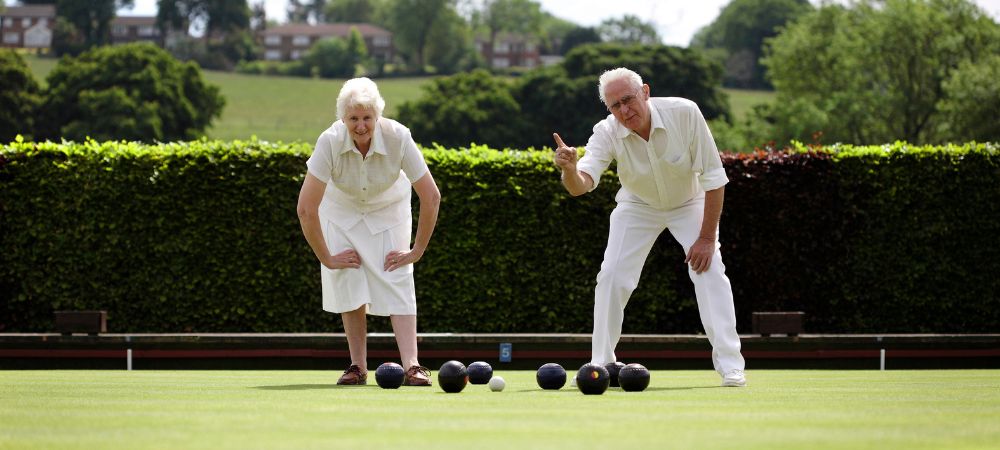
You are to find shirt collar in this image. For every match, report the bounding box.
[612,99,663,139]
[336,119,387,156]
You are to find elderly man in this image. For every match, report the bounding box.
[553,67,746,387]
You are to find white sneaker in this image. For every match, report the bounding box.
[570,376,577,388]
[721,369,746,387]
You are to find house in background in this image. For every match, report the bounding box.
[475,33,541,70]
[1,4,55,50]
[1,5,159,50]
[110,16,162,46]
[261,23,393,66]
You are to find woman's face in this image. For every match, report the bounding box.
[343,105,376,148]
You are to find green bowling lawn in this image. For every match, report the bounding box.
[2,369,998,449]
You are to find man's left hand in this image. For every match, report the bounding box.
[684,238,715,274]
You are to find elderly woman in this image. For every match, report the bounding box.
[297,77,440,386]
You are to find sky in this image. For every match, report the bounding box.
[107,0,1000,47]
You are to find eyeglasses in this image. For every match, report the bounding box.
[607,91,641,113]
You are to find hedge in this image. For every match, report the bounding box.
[1,139,997,333]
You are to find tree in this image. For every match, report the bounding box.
[0,50,41,142]
[250,1,267,32]
[515,43,730,149]
[324,0,382,23]
[691,0,811,89]
[205,0,250,38]
[38,43,225,142]
[397,42,731,149]
[157,0,249,41]
[397,69,525,149]
[761,0,1000,145]
[425,8,475,74]
[597,14,659,45]
[537,12,576,55]
[52,0,134,55]
[157,0,253,70]
[383,0,455,72]
[469,0,544,65]
[344,26,370,75]
[937,55,1000,142]
[297,27,369,78]
[559,26,601,55]
[559,43,729,121]
[302,38,349,77]
[287,0,327,23]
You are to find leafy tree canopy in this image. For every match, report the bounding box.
[397,69,524,149]
[39,42,225,142]
[597,14,660,45]
[0,50,41,142]
[690,0,812,89]
[761,0,1000,145]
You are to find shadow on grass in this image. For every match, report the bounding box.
[505,386,708,393]
[253,384,365,390]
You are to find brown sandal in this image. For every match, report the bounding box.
[403,365,432,386]
[337,364,368,385]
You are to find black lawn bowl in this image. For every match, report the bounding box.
[374,362,405,389]
[618,363,651,392]
[576,363,610,395]
[536,363,567,390]
[467,361,493,385]
[437,360,468,393]
[605,361,626,387]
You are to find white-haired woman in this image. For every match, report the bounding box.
[297,77,440,386]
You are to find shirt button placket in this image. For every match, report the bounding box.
[360,159,368,210]
[647,138,669,208]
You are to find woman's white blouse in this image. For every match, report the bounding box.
[307,118,428,234]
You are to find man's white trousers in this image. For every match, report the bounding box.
[591,194,745,375]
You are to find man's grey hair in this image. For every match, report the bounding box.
[336,77,386,120]
[598,68,644,104]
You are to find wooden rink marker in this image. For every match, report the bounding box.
[54,311,107,335]
[752,311,805,336]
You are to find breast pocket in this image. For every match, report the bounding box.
[653,135,691,174]
[657,144,691,176]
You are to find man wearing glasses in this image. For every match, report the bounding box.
[553,67,746,387]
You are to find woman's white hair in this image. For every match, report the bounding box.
[336,77,386,119]
[598,68,644,104]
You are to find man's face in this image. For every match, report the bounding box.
[603,79,650,133]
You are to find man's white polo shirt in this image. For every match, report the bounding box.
[577,97,728,210]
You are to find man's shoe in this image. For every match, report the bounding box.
[403,365,432,386]
[337,364,368,385]
[721,369,746,387]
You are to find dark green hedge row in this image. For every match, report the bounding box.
[1,140,997,333]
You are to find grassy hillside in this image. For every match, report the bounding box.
[199,71,432,143]
[22,55,773,145]
[723,87,775,122]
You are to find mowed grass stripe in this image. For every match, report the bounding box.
[2,370,998,449]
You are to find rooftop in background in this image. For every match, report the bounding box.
[261,22,391,37]
[1,4,56,17]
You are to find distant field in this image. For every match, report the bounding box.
[23,52,57,80]
[23,55,773,145]
[2,369,998,449]
[723,87,775,121]
[199,71,432,143]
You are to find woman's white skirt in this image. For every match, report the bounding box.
[320,217,416,316]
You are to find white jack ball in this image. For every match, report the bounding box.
[488,376,505,392]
